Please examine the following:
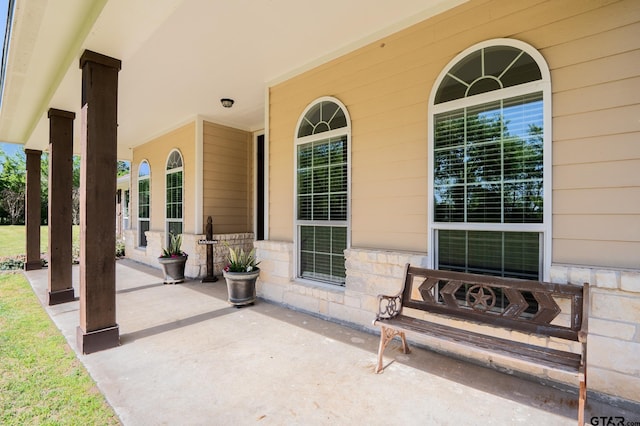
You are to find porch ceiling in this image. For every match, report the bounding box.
[0,0,466,159]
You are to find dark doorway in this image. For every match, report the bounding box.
[256,134,265,240]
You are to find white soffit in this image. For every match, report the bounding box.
[2,0,467,157]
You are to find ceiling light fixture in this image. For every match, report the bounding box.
[220,98,234,108]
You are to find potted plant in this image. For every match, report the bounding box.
[158,232,188,284]
[222,244,260,307]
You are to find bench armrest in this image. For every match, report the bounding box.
[578,282,589,343]
[376,294,403,320]
[374,264,411,321]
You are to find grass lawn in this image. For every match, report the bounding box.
[0,272,120,425]
[0,225,80,257]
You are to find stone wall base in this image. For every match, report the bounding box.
[124,229,254,279]
[254,241,640,405]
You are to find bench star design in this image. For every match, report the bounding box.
[373,264,588,425]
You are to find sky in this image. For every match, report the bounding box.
[0,142,22,158]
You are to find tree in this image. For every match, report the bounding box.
[0,148,26,224]
[1,187,24,224]
[117,160,130,177]
[433,109,543,224]
[72,156,81,225]
[40,152,49,224]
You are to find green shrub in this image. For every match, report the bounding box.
[0,256,25,270]
[115,240,125,258]
[0,241,125,270]
[0,255,47,271]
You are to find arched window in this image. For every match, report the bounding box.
[295,97,351,285]
[429,39,551,281]
[138,160,151,247]
[165,150,183,245]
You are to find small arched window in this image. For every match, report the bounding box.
[295,97,351,286]
[429,39,551,281]
[434,45,542,104]
[138,160,151,247]
[297,100,348,137]
[165,150,183,245]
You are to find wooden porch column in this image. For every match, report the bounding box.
[76,50,121,354]
[24,149,42,271]
[47,109,76,305]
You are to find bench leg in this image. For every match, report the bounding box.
[399,331,410,355]
[376,326,411,374]
[578,373,586,425]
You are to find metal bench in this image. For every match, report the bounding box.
[373,264,588,425]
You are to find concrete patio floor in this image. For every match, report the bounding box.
[24,259,639,425]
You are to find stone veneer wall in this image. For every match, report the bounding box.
[254,240,640,405]
[123,230,254,278]
[254,240,428,331]
[549,264,640,403]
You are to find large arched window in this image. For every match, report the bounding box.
[429,39,551,281]
[295,97,351,286]
[165,150,183,244]
[138,160,151,247]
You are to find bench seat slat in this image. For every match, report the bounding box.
[376,315,582,373]
[404,301,580,341]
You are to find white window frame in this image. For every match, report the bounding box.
[427,38,552,280]
[293,96,352,287]
[138,160,151,248]
[165,149,184,244]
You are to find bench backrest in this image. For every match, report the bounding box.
[400,265,586,341]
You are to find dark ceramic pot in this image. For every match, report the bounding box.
[158,255,188,284]
[223,268,259,306]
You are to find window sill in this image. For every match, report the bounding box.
[293,277,346,293]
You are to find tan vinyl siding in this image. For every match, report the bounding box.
[554,77,640,117]
[554,160,640,190]
[554,105,640,142]
[202,121,253,234]
[269,0,640,268]
[546,3,640,269]
[552,50,640,92]
[553,240,639,269]
[554,187,640,215]
[267,142,293,240]
[132,122,196,234]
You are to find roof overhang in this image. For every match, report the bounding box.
[0,0,467,159]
